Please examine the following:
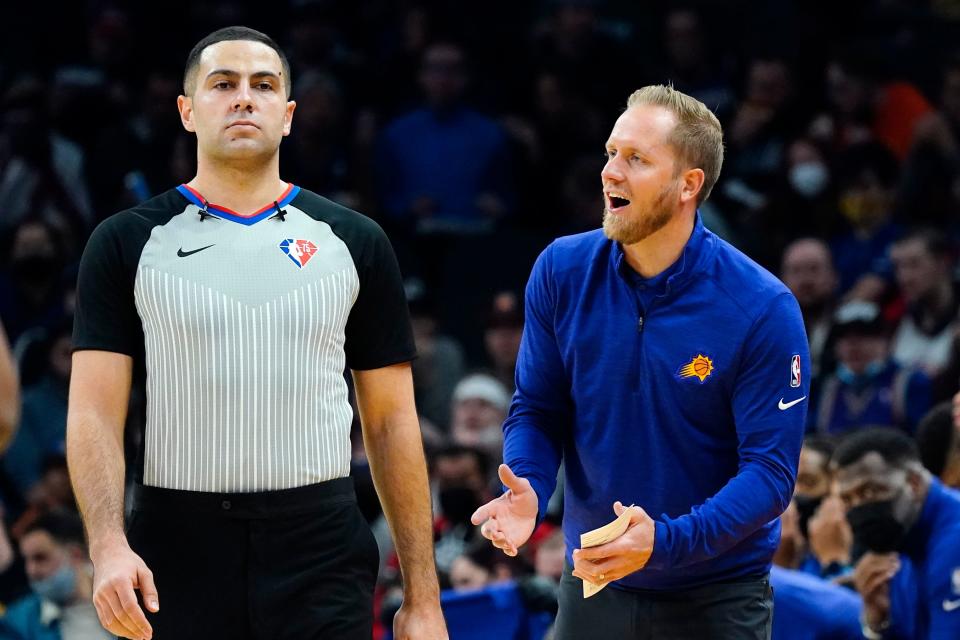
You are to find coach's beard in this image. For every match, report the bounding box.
[602,185,676,245]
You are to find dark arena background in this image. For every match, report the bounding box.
[1,1,960,639]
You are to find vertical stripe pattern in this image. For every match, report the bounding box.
[134,266,355,491]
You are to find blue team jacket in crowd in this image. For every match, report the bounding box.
[503,214,810,590]
[886,479,960,639]
[0,594,61,640]
[769,566,862,640]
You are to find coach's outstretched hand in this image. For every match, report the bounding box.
[91,542,158,640]
[471,464,538,557]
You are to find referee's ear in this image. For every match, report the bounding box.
[282,99,297,137]
[177,95,196,133]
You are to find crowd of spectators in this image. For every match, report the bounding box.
[2,1,960,638]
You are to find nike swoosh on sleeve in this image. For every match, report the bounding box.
[778,396,806,411]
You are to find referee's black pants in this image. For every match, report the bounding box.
[126,477,379,640]
[553,563,773,640]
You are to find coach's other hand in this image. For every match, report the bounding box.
[470,464,538,557]
[91,542,158,640]
[572,502,655,586]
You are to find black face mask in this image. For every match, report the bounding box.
[439,487,480,526]
[793,494,823,539]
[846,499,906,555]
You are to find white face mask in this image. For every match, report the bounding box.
[789,162,829,198]
[30,562,76,605]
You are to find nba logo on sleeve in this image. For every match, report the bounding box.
[790,355,801,388]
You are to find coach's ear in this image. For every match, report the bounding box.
[679,167,705,205]
[177,95,196,133]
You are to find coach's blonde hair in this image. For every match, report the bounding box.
[626,85,724,205]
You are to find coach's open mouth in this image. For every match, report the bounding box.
[606,193,631,210]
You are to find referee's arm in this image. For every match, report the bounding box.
[67,350,157,640]
[352,362,447,640]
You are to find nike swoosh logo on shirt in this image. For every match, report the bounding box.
[945,598,960,612]
[778,396,806,410]
[177,244,215,258]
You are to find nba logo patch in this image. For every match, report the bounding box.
[952,567,960,594]
[790,355,801,388]
[279,239,318,269]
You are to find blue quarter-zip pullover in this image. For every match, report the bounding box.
[503,214,810,590]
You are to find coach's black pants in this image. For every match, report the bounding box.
[553,563,773,640]
[126,477,379,640]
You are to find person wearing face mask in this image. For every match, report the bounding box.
[828,142,903,299]
[430,445,494,578]
[813,301,932,435]
[774,437,856,582]
[0,510,110,640]
[834,427,960,639]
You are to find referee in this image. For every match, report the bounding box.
[66,27,447,640]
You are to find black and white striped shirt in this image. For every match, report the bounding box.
[73,185,415,492]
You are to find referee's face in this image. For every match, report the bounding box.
[178,40,296,163]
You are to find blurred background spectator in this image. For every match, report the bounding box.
[482,291,523,394]
[0,510,107,639]
[812,301,932,435]
[888,229,959,377]
[2,3,960,638]
[834,427,960,639]
[449,374,511,464]
[0,320,19,455]
[780,238,839,384]
[916,401,960,488]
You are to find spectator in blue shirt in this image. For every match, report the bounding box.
[834,427,960,639]
[472,84,809,639]
[376,42,513,235]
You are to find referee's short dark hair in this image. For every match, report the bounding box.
[183,26,292,97]
[23,510,86,548]
[832,427,920,471]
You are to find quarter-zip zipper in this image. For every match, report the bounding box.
[631,288,647,394]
